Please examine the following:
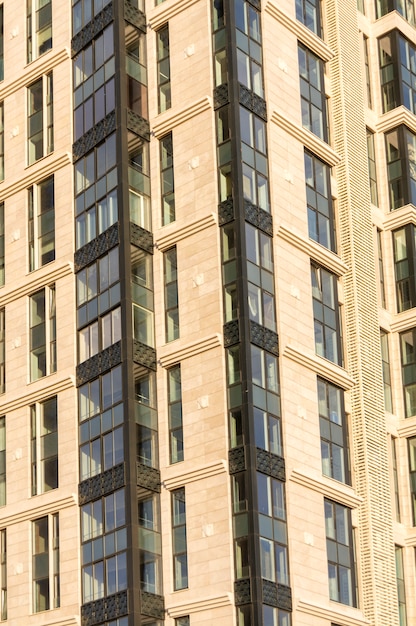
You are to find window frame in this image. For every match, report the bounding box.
[324,499,357,607]
[32,513,60,612]
[298,43,328,142]
[27,0,52,64]
[27,72,53,166]
[31,396,58,496]
[29,284,56,382]
[28,175,55,272]
[311,263,343,366]
[172,487,188,591]
[318,378,350,484]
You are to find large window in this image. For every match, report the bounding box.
[81,489,127,603]
[395,546,407,626]
[0,6,3,82]
[379,32,416,114]
[240,106,270,213]
[32,514,59,612]
[324,499,356,606]
[0,529,5,621]
[366,130,378,206]
[168,365,183,464]
[0,309,4,395]
[304,151,335,250]
[318,378,349,484]
[135,371,158,469]
[129,138,151,231]
[27,0,52,63]
[27,73,53,165]
[29,175,54,272]
[376,0,414,26]
[400,328,416,417]
[246,223,276,331]
[138,492,162,595]
[31,396,58,496]
[172,488,188,590]
[311,264,342,365]
[257,473,289,586]
[132,248,154,348]
[295,0,321,35]
[298,44,327,142]
[393,225,416,312]
[364,36,372,109]
[385,126,416,211]
[0,418,4,507]
[380,331,393,413]
[79,366,123,481]
[235,0,264,98]
[75,134,117,249]
[29,285,56,381]
[72,0,112,35]
[164,247,179,342]
[77,247,120,330]
[78,307,121,363]
[73,25,115,141]
[0,103,4,182]
[408,436,416,525]
[157,25,171,113]
[160,133,175,225]
[126,25,148,119]
[392,437,401,522]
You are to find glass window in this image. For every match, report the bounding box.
[363,36,372,108]
[31,396,58,495]
[366,130,378,205]
[304,151,335,250]
[157,25,171,113]
[385,125,416,211]
[73,25,115,141]
[29,285,56,381]
[81,489,127,603]
[164,247,179,342]
[172,488,188,590]
[79,366,124,481]
[296,0,321,35]
[75,134,117,249]
[318,378,349,484]
[27,73,53,165]
[395,546,407,626]
[408,437,416,525]
[324,499,356,606]
[168,365,183,464]
[311,264,342,365]
[257,473,289,586]
[0,418,5,507]
[160,132,175,225]
[393,225,416,312]
[32,514,59,612]
[298,44,327,142]
[27,0,52,63]
[376,0,415,25]
[400,328,416,417]
[0,529,6,620]
[28,175,55,272]
[392,436,401,522]
[380,331,393,413]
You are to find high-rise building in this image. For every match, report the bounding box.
[0,0,414,625]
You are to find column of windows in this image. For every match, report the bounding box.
[213,0,291,622]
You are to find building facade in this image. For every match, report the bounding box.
[0,0,413,625]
